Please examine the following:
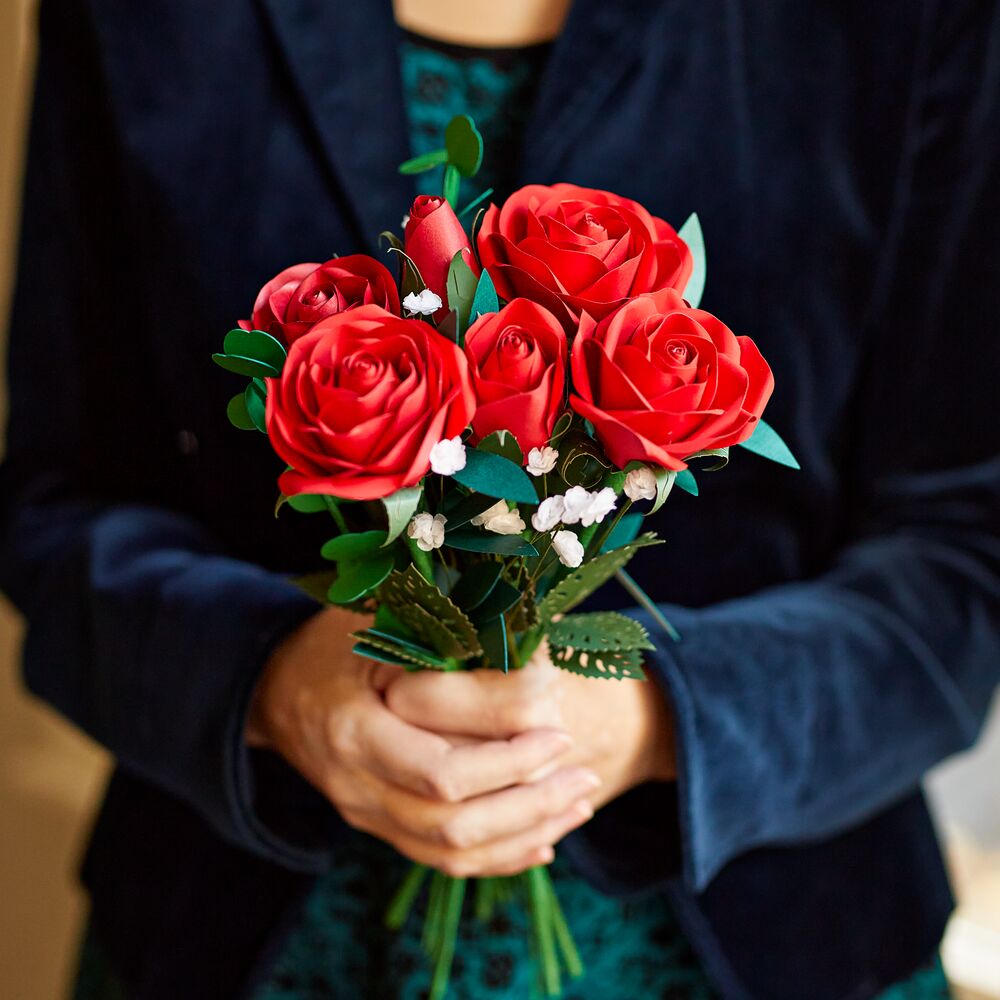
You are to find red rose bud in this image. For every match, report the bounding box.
[242,255,400,345]
[267,305,476,501]
[570,289,773,470]
[464,299,567,454]
[478,183,693,329]
[403,195,479,318]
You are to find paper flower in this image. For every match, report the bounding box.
[531,495,565,532]
[429,436,467,476]
[526,446,559,477]
[551,529,585,568]
[471,500,526,535]
[403,288,444,317]
[407,512,447,552]
[624,465,657,502]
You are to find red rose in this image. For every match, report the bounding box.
[464,299,567,454]
[570,289,773,469]
[403,195,479,317]
[478,184,693,327]
[243,255,400,345]
[267,305,476,501]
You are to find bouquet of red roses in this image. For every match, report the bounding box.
[213,115,796,999]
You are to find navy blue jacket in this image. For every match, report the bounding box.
[3,1,1000,998]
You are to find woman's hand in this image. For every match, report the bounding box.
[246,607,601,877]
[384,641,676,814]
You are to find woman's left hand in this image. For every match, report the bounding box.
[384,642,676,814]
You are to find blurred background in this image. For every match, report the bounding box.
[0,3,999,998]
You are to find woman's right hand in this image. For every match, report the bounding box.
[246,606,600,877]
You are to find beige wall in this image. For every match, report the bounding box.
[0,4,112,1000]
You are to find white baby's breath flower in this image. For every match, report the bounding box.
[531,495,566,532]
[470,500,526,535]
[580,487,617,527]
[407,512,447,552]
[551,529,585,569]
[560,486,593,525]
[401,213,410,229]
[623,465,657,502]
[403,288,443,316]
[429,436,467,476]
[526,446,559,477]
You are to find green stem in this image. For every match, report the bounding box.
[429,876,466,1000]
[527,866,561,997]
[407,536,436,584]
[323,496,349,534]
[474,877,495,922]
[614,568,681,641]
[584,499,632,560]
[547,871,584,979]
[385,863,428,930]
[423,871,445,956]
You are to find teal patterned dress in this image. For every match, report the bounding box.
[73,28,952,1000]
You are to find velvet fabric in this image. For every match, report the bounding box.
[2,1,999,998]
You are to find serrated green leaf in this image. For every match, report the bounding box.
[380,566,482,658]
[227,392,255,430]
[471,580,522,625]
[548,611,654,653]
[452,449,538,505]
[352,630,452,669]
[685,447,729,471]
[245,378,267,432]
[677,212,706,309]
[445,114,484,177]
[444,530,538,557]
[479,614,508,673]
[738,419,800,469]
[470,268,499,322]
[477,430,523,466]
[320,530,387,562]
[352,642,412,667]
[675,470,699,496]
[550,643,647,681]
[600,512,644,552]
[538,533,663,618]
[449,561,503,612]
[446,250,478,335]
[326,553,394,604]
[443,164,461,209]
[382,486,423,545]
[212,353,280,379]
[398,148,449,174]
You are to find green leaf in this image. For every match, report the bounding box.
[326,553,394,604]
[353,630,452,669]
[558,432,612,488]
[440,490,503,530]
[677,212,706,309]
[292,570,338,603]
[675,470,699,496]
[471,580,522,624]
[287,493,330,513]
[614,568,681,642]
[245,378,267,432]
[386,247,426,300]
[685,447,729,471]
[651,468,677,514]
[479,614,508,673]
[226,392,255,430]
[444,530,538,557]
[600,512,644,552]
[223,327,287,367]
[550,643,647,681]
[352,642,412,667]
[538,533,663,618]
[470,268,500,322]
[380,566,482,658]
[452,448,538,505]
[446,250,478,335]
[320,530,387,562]
[449,561,503,612]
[442,164,461,209]
[398,148,449,175]
[382,485,423,544]
[379,230,404,252]
[212,353,280,379]
[548,611,654,653]
[477,429,523,467]
[739,419,800,469]
[550,411,574,444]
[445,114,484,177]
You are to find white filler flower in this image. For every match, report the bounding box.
[407,512,447,552]
[624,465,657,502]
[403,288,443,316]
[551,529,585,568]
[526,446,558,477]
[429,436,467,475]
[531,495,566,532]
[560,486,617,527]
[471,500,526,535]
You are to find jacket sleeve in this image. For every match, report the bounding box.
[0,0,330,873]
[567,0,1000,894]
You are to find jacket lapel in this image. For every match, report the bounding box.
[257,0,412,250]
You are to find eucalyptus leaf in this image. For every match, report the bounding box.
[326,553,394,604]
[321,530,387,562]
[212,353,280,379]
[677,212,706,309]
[222,328,287,370]
[226,392,255,430]
[245,378,267,432]
[479,614,508,673]
[444,530,538,557]
[470,268,500,322]
[452,449,538,505]
[382,485,423,545]
[398,148,449,175]
[739,419,801,469]
[445,114,484,177]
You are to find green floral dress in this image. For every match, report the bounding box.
[72,28,953,1000]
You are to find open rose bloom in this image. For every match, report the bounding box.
[211,114,797,1000]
